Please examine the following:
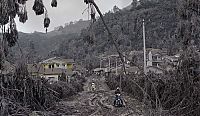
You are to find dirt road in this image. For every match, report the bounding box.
[45,75,144,116]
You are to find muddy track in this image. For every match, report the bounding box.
[46,75,143,116]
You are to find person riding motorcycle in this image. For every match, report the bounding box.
[115,87,121,95]
[91,82,96,91]
[114,87,123,106]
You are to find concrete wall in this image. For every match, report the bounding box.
[43,75,59,82]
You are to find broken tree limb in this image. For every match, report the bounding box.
[90,0,127,75]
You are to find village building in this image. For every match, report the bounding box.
[28,57,75,82]
[146,48,167,67]
[128,49,167,74]
[40,57,74,70]
[146,48,167,74]
[93,68,105,75]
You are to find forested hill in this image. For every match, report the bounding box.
[80,0,178,54]
[11,0,186,66]
[9,20,89,63]
[55,0,180,67]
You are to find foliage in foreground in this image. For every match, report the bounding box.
[0,64,85,115]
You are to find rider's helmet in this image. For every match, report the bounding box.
[116,87,120,90]
[92,82,95,85]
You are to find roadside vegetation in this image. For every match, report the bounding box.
[0,63,85,115]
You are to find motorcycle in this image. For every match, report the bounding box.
[114,93,124,107]
[91,82,96,91]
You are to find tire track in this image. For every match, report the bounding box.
[46,75,144,116]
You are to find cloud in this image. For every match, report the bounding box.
[16,0,132,33]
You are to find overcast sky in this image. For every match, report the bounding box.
[15,0,132,33]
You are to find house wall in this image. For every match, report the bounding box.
[43,62,74,70]
[147,51,153,66]
[43,75,59,82]
[147,67,163,74]
[147,51,163,67]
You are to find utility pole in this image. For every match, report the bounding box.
[123,52,126,64]
[143,19,147,75]
[143,19,149,115]
[108,56,111,72]
[100,58,102,70]
[116,57,118,75]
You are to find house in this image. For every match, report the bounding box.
[42,68,73,82]
[109,64,140,75]
[28,64,73,82]
[93,68,105,74]
[129,49,169,74]
[163,55,179,68]
[146,48,167,74]
[146,48,167,67]
[40,57,74,70]
[28,57,74,82]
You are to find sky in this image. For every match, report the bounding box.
[15,0,133,33]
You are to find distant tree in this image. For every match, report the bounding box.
[55,26,64,31]
[69,21,74,25]
[139,0,149,5]
[113,5,120,13]
[132,0,139,9]
[0,0,54,69]
[177,0,200,50]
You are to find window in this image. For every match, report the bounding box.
[67,64,73,69]
[48,77,55,79]
[152,56,157,61]
[152,62,157,66]
[48,64,54,68]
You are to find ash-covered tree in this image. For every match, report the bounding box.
[0,0,54,69]
[132,0,139,9]
[177,0,200,72]
[113,5,120,13]
[177,0,200,50]
[164,0,200,115]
